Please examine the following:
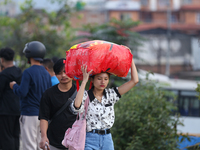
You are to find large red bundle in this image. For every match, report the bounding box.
[64,40,133,81]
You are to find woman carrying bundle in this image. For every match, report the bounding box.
[71,51,139,150]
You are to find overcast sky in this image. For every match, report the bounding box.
[15,0,62,12]
[13,0,106,13]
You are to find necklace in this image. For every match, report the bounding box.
[93,91,103,102]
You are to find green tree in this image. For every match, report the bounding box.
[112,79,184,150]
[0,0,77,69]
[78,18,143,58]
[196,84,200,100]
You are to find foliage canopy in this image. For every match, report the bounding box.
[112,79,183,150]
[0,0,77,69]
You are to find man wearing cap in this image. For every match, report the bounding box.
[10,41,51,150]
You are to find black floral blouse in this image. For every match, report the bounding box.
[71,87,121,132]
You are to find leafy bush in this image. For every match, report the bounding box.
[196,84,200,100]
[187,144,200,150]
[112,80,183,150]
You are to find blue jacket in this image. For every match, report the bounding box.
[51,75,59,86]
[13,65,51,116]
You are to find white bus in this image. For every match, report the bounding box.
[138,70,200,136]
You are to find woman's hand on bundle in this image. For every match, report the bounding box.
[81,65,93,84]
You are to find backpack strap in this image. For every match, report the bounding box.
[48,90,77,125]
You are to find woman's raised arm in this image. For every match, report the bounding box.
[118,58,139,96]
[74,65,92,108]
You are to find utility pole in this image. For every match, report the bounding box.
[165,0,171,76]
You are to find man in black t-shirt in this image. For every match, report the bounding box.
[39,58,77,150]
[0,47,22,150]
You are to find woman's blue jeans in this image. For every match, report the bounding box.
[85,132,114,150]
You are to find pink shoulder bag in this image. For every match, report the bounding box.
[62,96,89,150]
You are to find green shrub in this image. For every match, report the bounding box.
[187,144,200,150]
[196,84,200,100]
[112,80,183,150]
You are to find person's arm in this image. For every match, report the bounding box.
[10,70,31,98]
[39,119,49,150]
[39,91,51,149]
[118,59,139,96]
[74,65,92,108]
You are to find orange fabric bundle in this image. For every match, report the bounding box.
[64,40,133,81]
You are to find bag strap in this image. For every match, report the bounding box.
[48,90,77,125]
[78,93,90,119]
[84,95,90,115]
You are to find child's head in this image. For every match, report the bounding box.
[90,72,110,90]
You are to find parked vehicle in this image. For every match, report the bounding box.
[138,69,200,135]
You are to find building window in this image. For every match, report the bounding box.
[158,0,169,7]
[166,89,200,117]
[120,13,131,21]
[182,0,192,4]
[141,0,148,6]
[196,12,200,24]
[171,13,179,23]
[140,12,152,23]
[0,10,8,16]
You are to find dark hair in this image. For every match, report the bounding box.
[0,60,4,71]
[51,56,59,64]
[90,72,111,79]
[41,58,54,71]
[53,58,65,75]
[0,47,15,61]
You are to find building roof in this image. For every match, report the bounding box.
[132,23,200,35]
[105,1,140,11]
[180,5,200,11]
